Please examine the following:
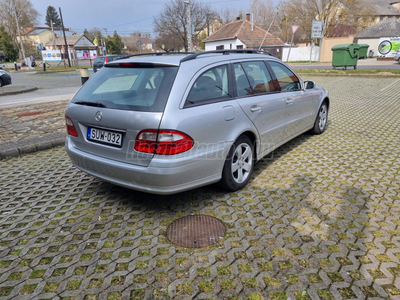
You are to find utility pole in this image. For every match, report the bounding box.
[103,29,108,55]
[12,0,26,62]
[51,20,56,50]
[184,0,192,52]
[59,7,71,67]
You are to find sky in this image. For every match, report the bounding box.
[31,0,252,37]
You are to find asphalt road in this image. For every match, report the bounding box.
[0,71,82,108]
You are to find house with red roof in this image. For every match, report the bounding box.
[202,14,285,59]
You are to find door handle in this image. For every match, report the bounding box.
[285,98,294,104]
[250,105,261,113]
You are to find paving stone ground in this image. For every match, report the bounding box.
[1,76,400,299]
[0,100,68,145]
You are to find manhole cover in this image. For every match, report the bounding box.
[166,215,226,248]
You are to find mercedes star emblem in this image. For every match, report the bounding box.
[95,111,102,121]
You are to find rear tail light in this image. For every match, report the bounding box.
[135,129,194,155]
[65,115,78,137]
[104,57,108,63]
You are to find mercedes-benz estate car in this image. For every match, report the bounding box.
[65,50,329,195]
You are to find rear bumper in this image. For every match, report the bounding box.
[65,136,229,195]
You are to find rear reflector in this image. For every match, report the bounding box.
[135,129,194,155]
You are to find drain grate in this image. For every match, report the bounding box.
[166,215,226,248]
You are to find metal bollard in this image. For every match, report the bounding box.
[14,62,17,71]
[43,62,46,72]
[80,68,89,85]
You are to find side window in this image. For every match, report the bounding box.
[268,61,301,92]
[234,61,276,97]
[234,63,252,96]
[242,61,275,94]
[185,65,229,107]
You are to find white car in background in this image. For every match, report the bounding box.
[394,49,400,64]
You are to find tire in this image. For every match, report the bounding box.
[0,79,3,87]
[219,135,255,191]
[311,101,328,134]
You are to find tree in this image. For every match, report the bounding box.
[278,0,375,41]
[219,7,242,24]
[154,33,183,52]
[0,0,38,51]
[45,6,61,28]
[249,0,276,29]
[84,28,90,39]
[131,31,151,39]
[83,27,102,42]
[131,30,142,37]
[96,31,102,46]
[153,0,216,51]
[105,31,124,54]
[0,25,18,61]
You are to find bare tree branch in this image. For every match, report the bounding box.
[153,0,216,51]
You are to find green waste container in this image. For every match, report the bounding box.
[331,43,360,70]
[358,44,369,59]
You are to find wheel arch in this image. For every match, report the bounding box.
[323,97,330,109]
[237,130,258,160]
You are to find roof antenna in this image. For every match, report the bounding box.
[258,0,285,50]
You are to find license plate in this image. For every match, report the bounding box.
[87,127,122,147]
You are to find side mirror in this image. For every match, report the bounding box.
[304,81,315,90]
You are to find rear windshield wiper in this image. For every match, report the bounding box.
[74,101,107,108]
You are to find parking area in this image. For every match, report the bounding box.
[1,76,400,299]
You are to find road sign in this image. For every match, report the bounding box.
[311,20,323,39]
[291,25,299,34]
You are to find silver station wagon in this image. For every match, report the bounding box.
[65,50,329,194]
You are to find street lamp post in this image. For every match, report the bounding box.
[12,0,26,62]
[184,0,192,52]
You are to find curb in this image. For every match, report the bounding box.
[0,86,38,96]
[0,133,66,160]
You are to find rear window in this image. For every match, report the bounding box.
[94,57,105,64]
[108,56,124,62]
[72,65,178,112]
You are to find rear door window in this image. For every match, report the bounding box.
[72,65,178,112]
[185,65,230,107]
[234,61,276,97]
[268,61,301,92]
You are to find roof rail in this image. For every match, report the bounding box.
[121,52,194,59]
[180,49,273,63]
